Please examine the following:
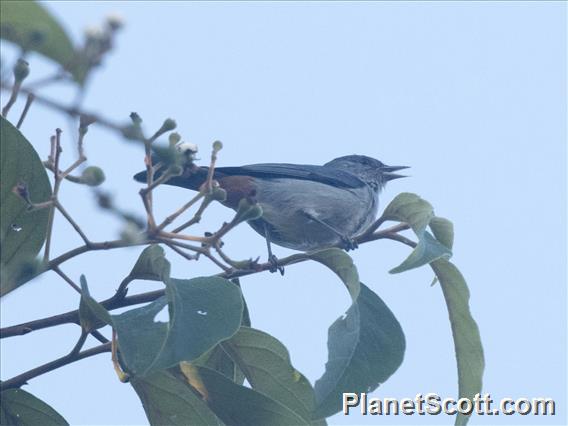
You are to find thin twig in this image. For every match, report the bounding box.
[0,223,418,343]
[43,161,83,184]
[205,144,220,193]
[24,71,66,89]
[356,222,412,245]
[1,80,22,118]
[164,242,198,262]
[0,342,111,391]
[16,93,34,129]
[113,276,134,301]
[171,195,211,233]
[156,192,204,232]
[163,239,229,271]
[0,227,416,339]
[43,129,63,263]
[52,266,82,293]
[213,241,256,271]
[142,137,156,229]
[1,288,166,340]
[361,215,390,237]
[139,166,171,195]
[0,82,124,132]
[90,330,109,344]
[69,331,88,356]
[54,200,92,246]
[201,249,232,272]
[159,230,207,243]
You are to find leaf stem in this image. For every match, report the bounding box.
[43,129,63,263]
[1,80,22,118]
[16,93,34,129]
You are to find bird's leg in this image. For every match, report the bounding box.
[263,222,284,275]
[300,210,358,251]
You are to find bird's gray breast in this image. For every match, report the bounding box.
[248,178,378,251]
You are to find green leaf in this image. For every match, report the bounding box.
[113,276,243,376]
[78,275,112,331]
[131,370,223,426]
[431,260,484,426]
[196,366,310,426]
[128,244,171,282]
[0,116,52,296]
[198,282,250,385]
[0,1,87,83]
[381,192,434,235]
[197,345,244,384]
[0,388,68,426]
[429,216,454,250]
[308,249,405,419]
[389,231,452,274]
[381,195,452,274]
[314,284,405,419]
[309,248,360,299]
[222,327,316,422]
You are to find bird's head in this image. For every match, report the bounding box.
[324,155,409,190]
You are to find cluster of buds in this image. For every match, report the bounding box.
[81,13,124,70]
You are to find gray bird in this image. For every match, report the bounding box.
[135,155,407,269]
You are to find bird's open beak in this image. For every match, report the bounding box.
[382,165,409,181]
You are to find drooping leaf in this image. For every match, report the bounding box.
[78,275,112,331]
[309,248,360,299]
[222,327,316,422]
[308,249,405,419]
[429,216,454,250]
[128,244,170,282]
[431,260,484,426]
[131,370,223,426]
[196,366,310,426]
[381,192,434,235]
[313,283,405,419]
[381,195,452,273]
[113,276,243,376]
[0,388,68,426]
[0,116,52,296]
[389,231,452,274]
[0,1,87,83]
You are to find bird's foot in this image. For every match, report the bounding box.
[340,236,358,251]
[268,254,285,275]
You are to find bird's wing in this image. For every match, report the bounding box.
[215,163,365,189]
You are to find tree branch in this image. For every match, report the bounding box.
[0,82,125,133]
[0,341,111,391]
[1,225,416,340]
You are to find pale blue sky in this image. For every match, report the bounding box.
[1,1,566,425]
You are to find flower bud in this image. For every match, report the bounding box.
[169,132,181,147]
[106,13,124,31]
[233,198,263,224]
[130,112,143,125]
[160,118,176,132]
[81,166,106,186]
[212,140,223,152]
[13,59,30,82]
[210,186,227,202]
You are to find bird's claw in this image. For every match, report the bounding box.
[268,254,285,275]
[340,236,358,251]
